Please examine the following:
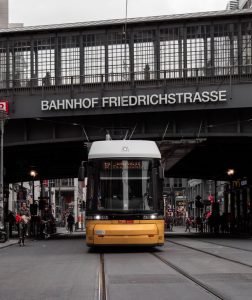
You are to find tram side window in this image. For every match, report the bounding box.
[86,163,98,210]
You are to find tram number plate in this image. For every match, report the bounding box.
[95,230,106,235]
[118,220,134,224]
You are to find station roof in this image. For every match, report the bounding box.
[1,8,252,34]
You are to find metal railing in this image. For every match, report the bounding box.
[1,65,252,94]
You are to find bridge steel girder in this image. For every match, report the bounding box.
[3,79,252,147]
[4,107,252,147]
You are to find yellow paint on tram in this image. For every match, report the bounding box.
[86,220,164,246]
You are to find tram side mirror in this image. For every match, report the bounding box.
[78,161,87,181]
[159,166,164,179]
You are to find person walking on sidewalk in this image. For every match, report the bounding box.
[67,213,75,233]
[185,217,191,232]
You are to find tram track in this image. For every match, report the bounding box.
[166,239,252,268]
[192,238,252,253]
[98,253,107,300]
[151,252,228,300]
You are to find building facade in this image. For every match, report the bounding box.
[8,178,82,226]
[239,0,252,8]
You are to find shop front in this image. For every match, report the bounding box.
[224,178,252,233]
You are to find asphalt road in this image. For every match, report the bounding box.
[0,233,252,300]
[0,234,99,300]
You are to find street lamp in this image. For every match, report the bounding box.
[30,170,37,204]
[226,168,235,233]
[227,168,235,191]
[227,169,235,176]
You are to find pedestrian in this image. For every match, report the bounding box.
[67,213,75,233]
[18,202,31,246]
[168,215,173,232]
[185,217,191,232]
[40,205,55,238]
[144,63,150,80]
[220,213,228,233]
[165,210,169,229]
[6,210,15,238]
[207,214,214,233]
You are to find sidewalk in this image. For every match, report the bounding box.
[165,225,199,237]
[0,239,17,249]
[56,227,85,235]
[165,225,252,238]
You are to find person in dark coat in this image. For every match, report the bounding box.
[6,210,15,238]
[67,213,75,233]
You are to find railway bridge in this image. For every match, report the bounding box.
[1,9,252,181]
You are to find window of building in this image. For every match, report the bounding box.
[0,41,7,88]
[133,30,155,80]
[108,32,130,81]
[186,26,211,77]
[160,27,181,78]
[213,24,238,75]
[83,34,105,83]
[59,35,80,84]
[34,37,55,85]
[10,40,31,87]
[174,178,182,188]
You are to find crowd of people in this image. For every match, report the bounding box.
[4,202,58,245]
[4,203,78,245]
[164,208,249,234]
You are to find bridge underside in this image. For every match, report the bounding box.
[4,135,252,183]
[4,107,252,182]
[5,141,87,183]
[162,137,252,180]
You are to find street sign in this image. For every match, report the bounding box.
[0,100,8,114]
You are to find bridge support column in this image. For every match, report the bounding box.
[0,113,6,226]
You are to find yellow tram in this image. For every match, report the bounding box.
[81,140,164,247]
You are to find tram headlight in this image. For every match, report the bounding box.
[92,215,109,220]
[143,214,157,220]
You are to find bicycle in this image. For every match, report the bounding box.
[18,222,28,246]
[41,220,51,239]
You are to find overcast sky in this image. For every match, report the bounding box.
[9,0,229,26]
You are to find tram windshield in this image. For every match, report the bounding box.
[87,159,160,212]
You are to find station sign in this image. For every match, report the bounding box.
[41,90,228,111]
[0,100,9,114]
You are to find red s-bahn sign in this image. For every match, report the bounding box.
[0,100,9,114]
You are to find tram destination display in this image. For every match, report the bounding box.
[103,161,142,170]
